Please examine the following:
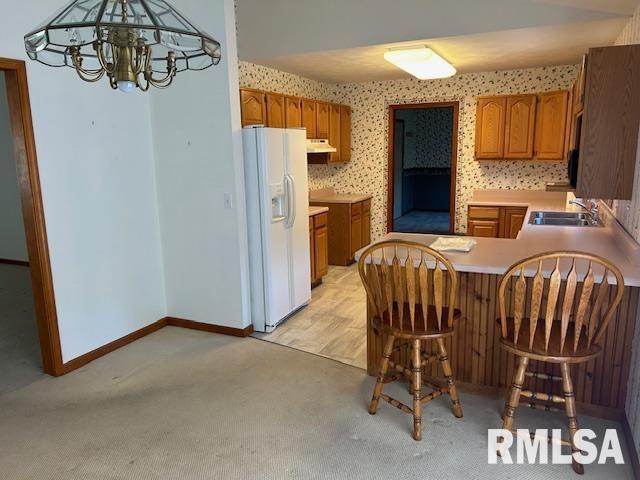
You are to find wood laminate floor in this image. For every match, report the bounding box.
[253,265,367,369]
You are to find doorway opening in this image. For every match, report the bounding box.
[0,58,62,385]
[387,102,458,234]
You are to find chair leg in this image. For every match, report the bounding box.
[502,356,529,432]
[369,334,395,415]
[561,363,584,475]
[436,338,463,418]
[411,339,423,441]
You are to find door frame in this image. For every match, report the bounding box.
[386,101,459,234]
[1,57,63,376]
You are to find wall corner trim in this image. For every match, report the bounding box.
[60,317,253,375]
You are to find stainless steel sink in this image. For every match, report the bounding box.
[529,211,602,227]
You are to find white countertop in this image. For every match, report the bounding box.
[358,189,640,287]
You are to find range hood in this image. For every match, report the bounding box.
[306,139,337,154]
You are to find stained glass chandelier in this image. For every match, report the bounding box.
[24,0,222,92]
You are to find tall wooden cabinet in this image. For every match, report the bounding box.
[576,45,640,200]
[340,106,351,162]
[328,104,341,163]
[316,102,330,139]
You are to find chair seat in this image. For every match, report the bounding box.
[373,304,461,339]
[498,317,602,363]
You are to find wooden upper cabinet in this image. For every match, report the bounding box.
[535,91,569,160]
[504,95,536,159]
[284,96,302,128]
[340,106,351,162]
[265,93,285,128]
[578,45,640,200]
[240,89,265,127]
[301,99,317,138]
[328,103,341,162]
[316,102,330,139]
[475,96,506,159]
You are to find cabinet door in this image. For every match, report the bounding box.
[504,95,536,159]
[301,100,317,138]
[328,104,341,162]
[316,102,330,139]
[535,91,569,160]
[284,96,302,128]
[475,96,506,159]
[503,207,527,239]
[468,220,500,238]
[575,54,587,114]
[361,200,371,247]
[309,217,316,283]
[314,216,329,279]
[340,106,351,162]
[240,89,265,126]
[265,92,286,128]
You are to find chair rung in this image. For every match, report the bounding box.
[421,353,437,363]
[519,400,563,413]
[421,388,448,403]
[520,390,565,403]
[525,371,562,382]
[509,429,573,447]
[388,360,411,377]
[380,393,413,414]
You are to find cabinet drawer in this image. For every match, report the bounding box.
[468,206,500,219]
[313,212,328,228]
[351,202,362,218]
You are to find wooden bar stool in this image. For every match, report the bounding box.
[497,251,624,474]
[358,240,463,441]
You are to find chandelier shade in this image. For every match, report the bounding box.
[24,0,222,91]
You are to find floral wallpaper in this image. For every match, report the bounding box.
[396,107,453,169]
[238,61,579,238]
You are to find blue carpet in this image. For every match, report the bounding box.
[393,210,450,233]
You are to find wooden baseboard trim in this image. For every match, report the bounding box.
[623,414,640,477]
[0,258,29,267]
[166,317,253,337]
[61,318,168,374]
[60,317,253,375]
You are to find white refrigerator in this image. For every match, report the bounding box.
[243,126,311,333]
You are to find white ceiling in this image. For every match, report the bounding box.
[257,18,629,83]
[237,0,639,84]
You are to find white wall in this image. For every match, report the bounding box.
[0,72,28,262]
[151,0,250,328]
[0,0,166,362]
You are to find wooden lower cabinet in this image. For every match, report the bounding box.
[310,198,372,266]
[467,219,500,238]
[310,212,329,286]
[467,205,527,239]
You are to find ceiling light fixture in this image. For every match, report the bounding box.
[384,46,456,80]
[24,0,221,92]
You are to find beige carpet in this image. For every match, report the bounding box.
[0,327,634,479]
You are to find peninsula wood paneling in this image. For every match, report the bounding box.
[366,270,639,419]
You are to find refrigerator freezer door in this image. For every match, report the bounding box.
[260,129,292,329]
[284,129,311,311]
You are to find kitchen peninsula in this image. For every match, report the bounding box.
[360,189,640,420]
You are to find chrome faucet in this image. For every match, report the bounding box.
[569,199,600,224]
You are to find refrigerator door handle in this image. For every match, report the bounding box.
[284,174,296,228]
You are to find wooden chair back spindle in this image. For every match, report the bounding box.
[498,251,625,357]
[358,240,458,334]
